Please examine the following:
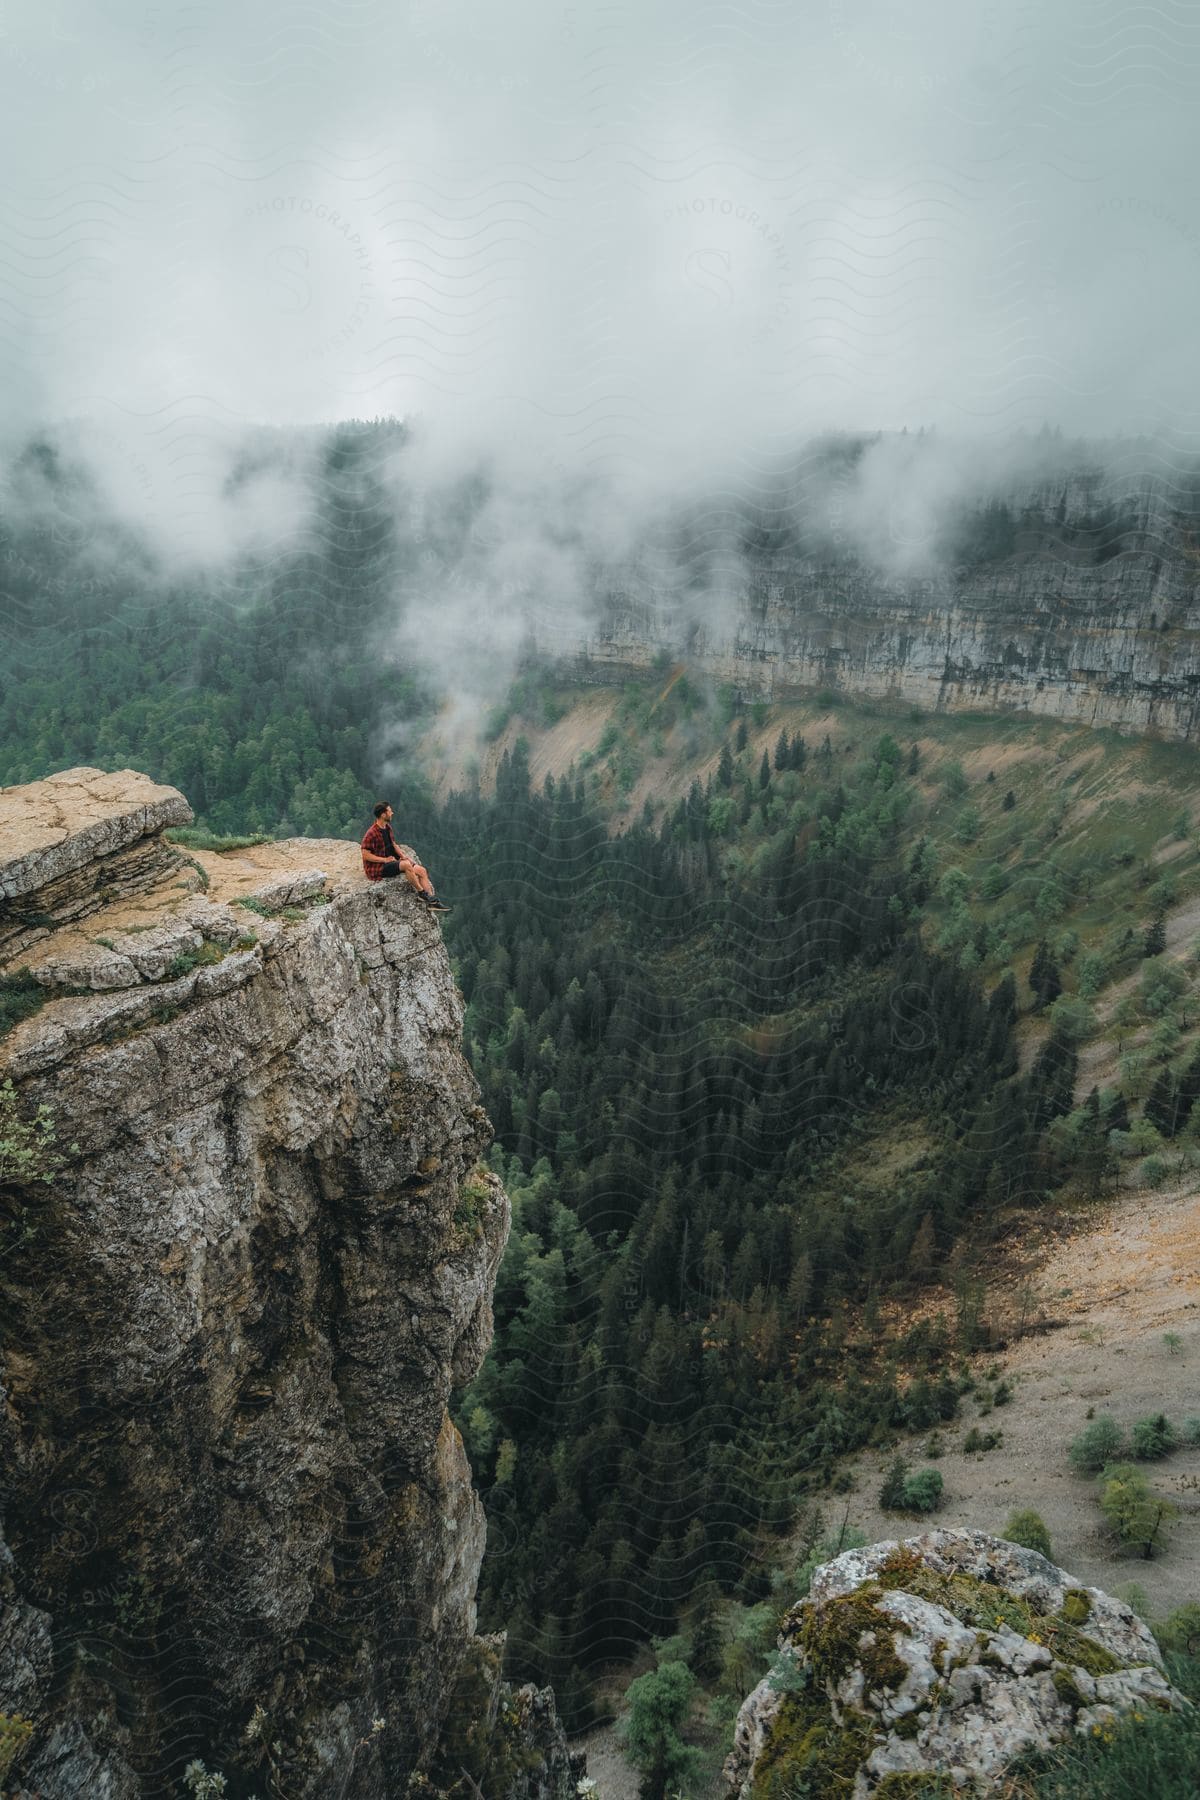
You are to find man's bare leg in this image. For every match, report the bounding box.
[398,855,435,898]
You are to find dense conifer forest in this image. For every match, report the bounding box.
[426,737,1098,1725]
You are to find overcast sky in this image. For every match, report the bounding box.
[2,0,1197,486]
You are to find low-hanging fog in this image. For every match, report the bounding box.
[2,0,1199,718]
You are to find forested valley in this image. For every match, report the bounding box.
[3,424,1194,1744]
[428,733,1111,1726]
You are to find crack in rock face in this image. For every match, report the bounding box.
[725,1530,1190,1799]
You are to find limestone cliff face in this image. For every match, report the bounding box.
[0,769,509,1799]
[571,475,1200,737]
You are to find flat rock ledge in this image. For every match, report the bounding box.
[725,1529,1190,1799]
[0,766,193,958]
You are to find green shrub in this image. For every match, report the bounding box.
[0,1079,75,1185]
[1098,1463,1177,1559]
[1069,1415,1123,1473]
[182,1762,228,1797]
[0,1714,33,1784]
[1012,1652,1200,1796]
[963,1427,1003,1454]
[0,971,47,1040]
[165,942,225,981]
[1132,1413,1179,1460]
[900,1468,944,1513]
[1182,1418,1200,1446]
[1156,1605,1200,1659]
[618,1661,703,1800]
[1004,1508,1053,1560]
[165,827,272,852]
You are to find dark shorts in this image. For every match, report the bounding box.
[379,860,401,879]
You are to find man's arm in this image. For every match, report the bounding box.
[362,849,395,866]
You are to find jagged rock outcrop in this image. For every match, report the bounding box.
[420,1632,585,1800]
[0,769,516,1798]
[725,1530,1190,1798]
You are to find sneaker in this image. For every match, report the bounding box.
[422,894,451,912]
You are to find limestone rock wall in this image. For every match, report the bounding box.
[568,483,1200,736]
[0,771,511,1799]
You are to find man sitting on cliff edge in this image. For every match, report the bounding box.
[360,802,450,911]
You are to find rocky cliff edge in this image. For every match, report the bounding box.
[0,768,515,1798]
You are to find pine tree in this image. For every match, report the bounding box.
[688,1580,724,1679]
[1027,1031,1076,1130]
[1105,1090,1131,1135]
[1029,940,1062,1011]
[1144,911,1167,957]
[758,748,771,790]
[717,742,735,790]
[906,1212,936,1285]
[988,970,1018,1023]
[1175,1048,1200,1125]
[785,1253,812,1324]
[619,1662,702,1800]
[773,729,789,773]
[1145,1068,1181,1137]
[735,717,748,753]
[879,1456,909,1509]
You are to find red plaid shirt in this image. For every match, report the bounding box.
[361,821,396,881]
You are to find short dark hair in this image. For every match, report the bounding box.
[373,801,390,819]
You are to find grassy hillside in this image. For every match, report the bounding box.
[433,673,1200,1195]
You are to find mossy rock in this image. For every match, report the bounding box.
[1052,1666,1087,1712]
[873,1775,955,1798]
[740,1535,1183,1800]
[1060,1588,1092,1625]
[799,1583,908,1692]
[875,1550,1124,1676]
[751,1692,879,1800]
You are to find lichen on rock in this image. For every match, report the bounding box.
[725,1530,1189,1799]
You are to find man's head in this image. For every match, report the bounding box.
[373,802,393,823]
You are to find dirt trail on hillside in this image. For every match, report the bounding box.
[836,1178,1200,1618]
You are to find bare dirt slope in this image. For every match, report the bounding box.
[833,1178,1200,1619]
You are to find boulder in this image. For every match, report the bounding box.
[0,766,191,901]
[725,1530,1189,1799]
[0,766,191,959]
